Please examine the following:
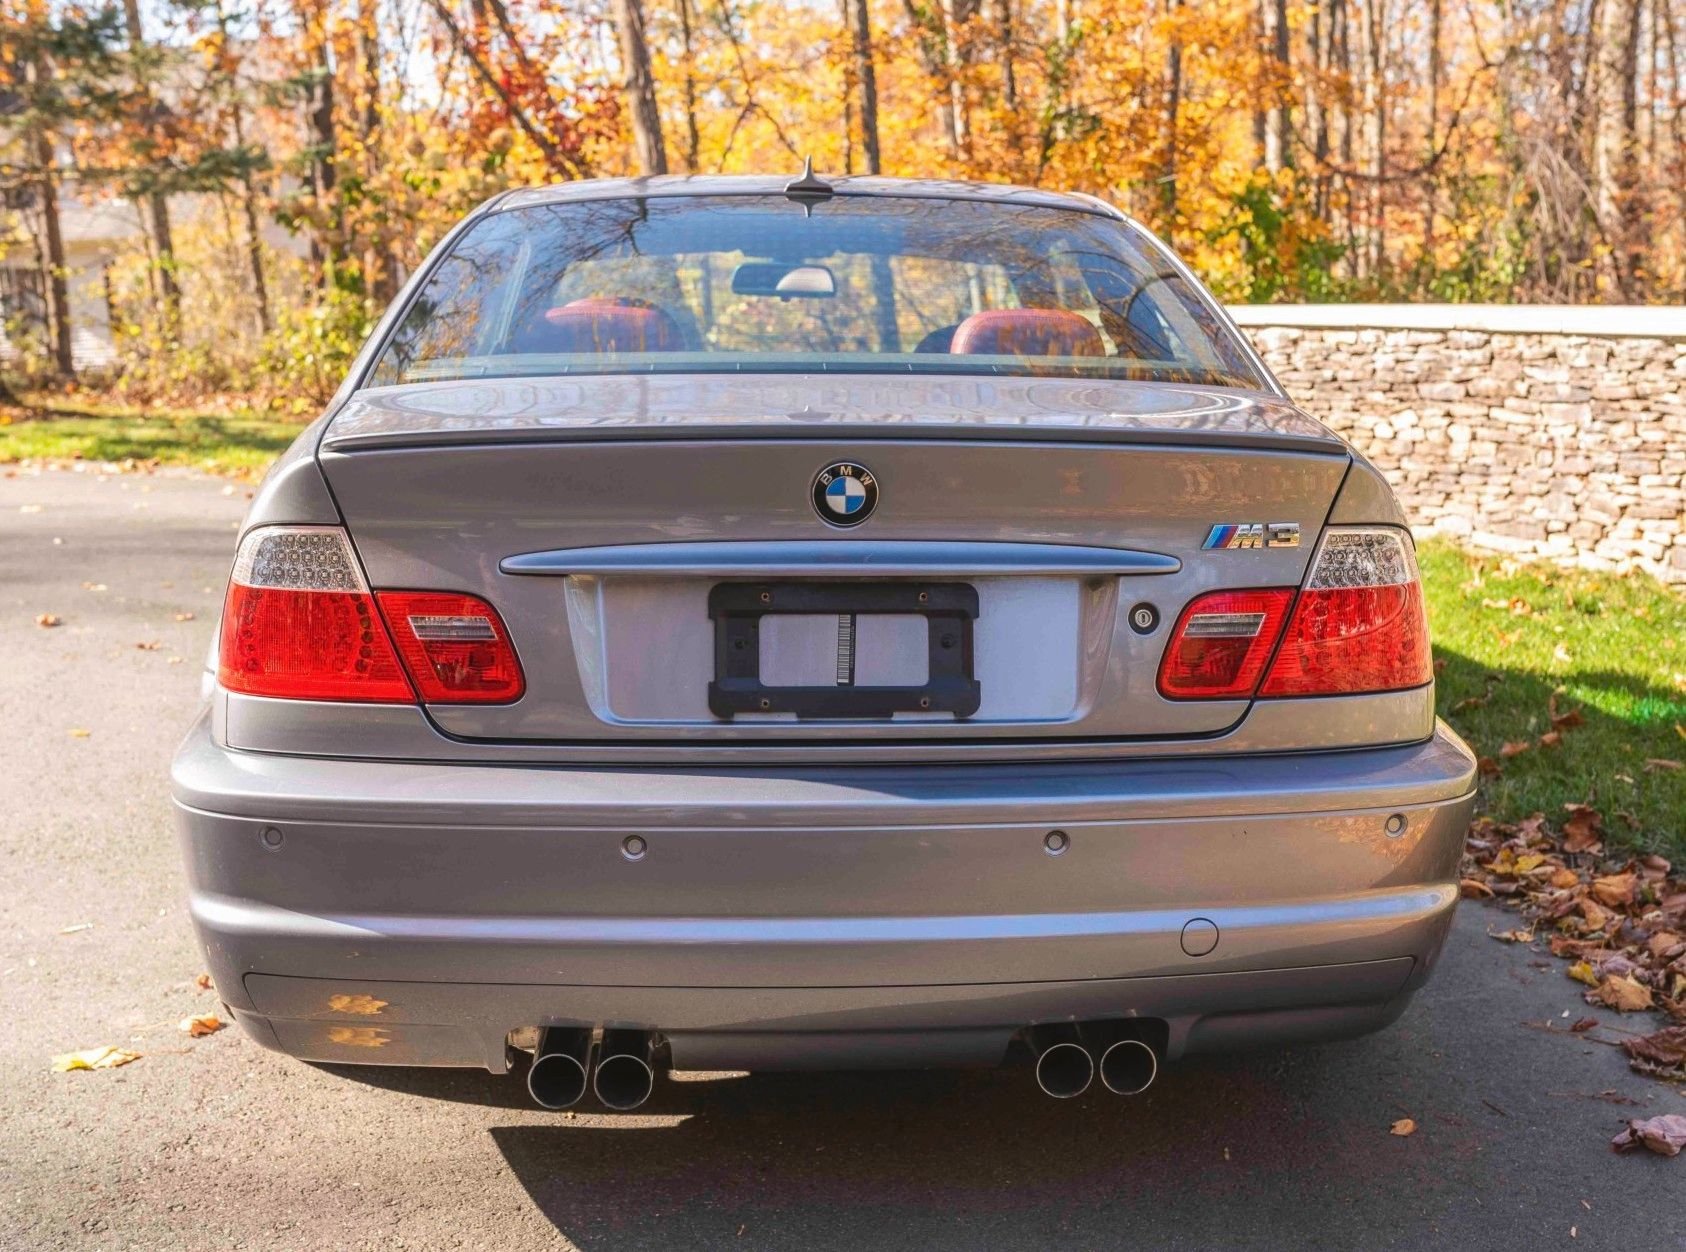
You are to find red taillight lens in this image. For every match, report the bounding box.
[218,528,413,702]
[1156,588,1295,699]
[1258,528,1432,697]
[375,591,525,704]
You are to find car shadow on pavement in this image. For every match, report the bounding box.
[481,1045,1421,1250]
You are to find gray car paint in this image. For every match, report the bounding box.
[315,428,1348,744]
[174,175,1480,1078]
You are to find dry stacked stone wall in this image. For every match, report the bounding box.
[1231,307,1686,584]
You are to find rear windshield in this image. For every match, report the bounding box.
[367,194,1267,390]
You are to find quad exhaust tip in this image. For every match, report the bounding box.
[1030,1023,1161,1099]
[527,1026,592,1110]
[593,1028,658,1111]
[1098,1037,1159,1096]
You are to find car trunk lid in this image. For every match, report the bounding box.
[318,374,1349,747]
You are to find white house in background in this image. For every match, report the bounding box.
[0,193,147,372]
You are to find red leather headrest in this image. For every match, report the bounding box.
[535,298,681,353]
[949,308,1104,358]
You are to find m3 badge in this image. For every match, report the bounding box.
[1203,522,1301,550]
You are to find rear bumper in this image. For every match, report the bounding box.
[172,717,1478,1071]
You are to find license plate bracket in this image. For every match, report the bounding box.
[708,581,980,720]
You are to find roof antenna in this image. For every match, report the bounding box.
[784,156,834,215]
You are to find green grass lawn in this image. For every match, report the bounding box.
[1421,540,1686,860]
[0,400,302,478]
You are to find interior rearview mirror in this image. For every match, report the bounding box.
[731,262,837,299]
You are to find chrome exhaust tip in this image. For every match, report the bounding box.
[527,1026,592,1110]
[1030,1026,1094,1099]
[1098,1037,1159,1096]
[593,1028,657,1111]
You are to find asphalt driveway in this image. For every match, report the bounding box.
[2,464,1681,1250]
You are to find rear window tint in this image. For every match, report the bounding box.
[368,194,1266,390]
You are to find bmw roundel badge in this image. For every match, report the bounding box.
[812,461,878,527]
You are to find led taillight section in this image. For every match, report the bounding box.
[1156,589,1295,699]
[1258,528,1432,696]
[375,592,525,704]
[218,527,413,703]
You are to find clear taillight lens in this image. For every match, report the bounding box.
[375,591,525,703]
[218,526,413,703]
[1156,588,1296,699]
[1258,528,1432,696]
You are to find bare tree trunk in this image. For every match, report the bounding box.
[35,131,73,377]
[1425,0,1441,258]
[939,0,971,157]
[301,3,340,279]
[121,0,180,333]
[214,0,271,334]
[614,0,668,175]
[676,0,702,171]
[1264,0,1289,170]
[1594,0,1643,295]
[848,0,882,174]
[1334,0,1353,266]
[991,0,1017,109]
[1163,0,1182,245]
[1307,0,1331,217]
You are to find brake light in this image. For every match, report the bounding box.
[1258,528,1431,696]
[218,526,413,702]
[1156,588,1295,699]
[375,592,525,703]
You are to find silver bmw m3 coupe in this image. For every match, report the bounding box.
[173,172,1478,1108]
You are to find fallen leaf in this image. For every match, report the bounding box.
[1553,643,1574,664]
[35,613,61,628]
[1644,758,1682,773]
[1452,695,1488,713]
[1623,1025,1686,1069]
[58,921,93,935]
[1460,877,1495,899]
[1568,960,1601,987]
[1611,1113,1686,1157]
[1548,695,1584,731]
[1549,867,1581,890]
[1588,974,1654,1013]
[179,1013,224,1037]
[1500,740,1532,759]
[1390,1118,1417,1137]
[1591,873,1638,908]
[135,641,162,651]
[1647,932,1684,959]
[52,1046,140,1072]
[67,728,90,739]
[81,581,107,592]
[1490,927,1535,943]
[173,611,195,622]
[194,973,214,992]
[1570,1017,1599,1033]
[1562,805,1605,854]
[1477,756,1503,778]
[1538,731,1562,748]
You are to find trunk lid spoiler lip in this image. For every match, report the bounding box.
[321,375,1348,457]
[500,540,1182,579]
